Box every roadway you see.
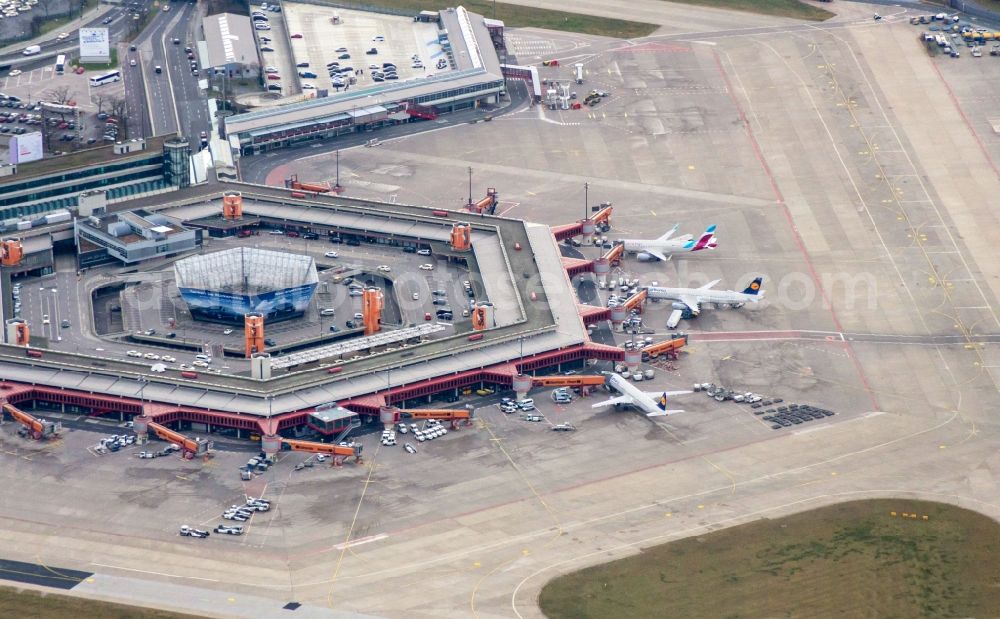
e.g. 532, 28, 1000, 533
130, 1, 209, 142
0, 2, 151, 69
237, 79, 531, 184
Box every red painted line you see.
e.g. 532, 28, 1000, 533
929, 60, 1000, 181
712, 51, 879, 411
689, 330, 802, 341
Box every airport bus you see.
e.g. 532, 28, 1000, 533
89, 70, 121, 87
55, 54, 66, 75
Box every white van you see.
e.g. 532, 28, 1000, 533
518, 399, 535, 411
195, 354, 212, 362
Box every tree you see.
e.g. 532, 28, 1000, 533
108, 95, 129, 138
92, 93, 107, 115
45, 85, 73, 106
35, 0, 56, 18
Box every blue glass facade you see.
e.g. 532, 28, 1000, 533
178, 283, 318, 323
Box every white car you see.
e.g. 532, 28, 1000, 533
56, 32, 70, 40
412, 292, 419, 300
143, 353, 160, 360
223, 328, 234, 335
126, 350, 142, 358
41, 314, 50, 325
302, 84, 315, 89
179, 364, 193, 370
416, 249, 431, 256
373, 35, 385, 42
265, 66, 279, 73
161, 356, 176, 363
377, 265, 391, 272
192, 360, 209, 368
320, 308, 336, 316
8, 69, 22, 77
324, 251, 338, 258
418, 264, 434, 271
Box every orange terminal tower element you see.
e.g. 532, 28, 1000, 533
471, 303, 495, 331
244, 312, 265, 358
222, 191, 243, 219
0, 238, 23, 266
5, 319, 29, 346
363, 287, 384, 336
450, 222, 472, 252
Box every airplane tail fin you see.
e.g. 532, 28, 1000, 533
743, 276, 764, 296
652, 394, 682, 416
692, 225, 717, 251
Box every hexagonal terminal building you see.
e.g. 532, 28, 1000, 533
174, 247, 318, 324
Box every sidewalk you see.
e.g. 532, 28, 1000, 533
0, 3, 112, 56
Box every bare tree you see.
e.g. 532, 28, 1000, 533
35, 0, 56, 17
45, 85, 73, 105
92, 93, 106, 115
108, 95, 129, 138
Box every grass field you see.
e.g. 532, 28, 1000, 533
0, 585, 203, 618
663, 0, 834, 21
360, 0, 658, 39
539, 499, 1000, 618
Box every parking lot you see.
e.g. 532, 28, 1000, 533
0, 62, 127, 161
282, 3, 450, 93
12, 223, 477, 375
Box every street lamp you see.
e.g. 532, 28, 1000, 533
467, 166, 473, 210
334, 149, 342, 191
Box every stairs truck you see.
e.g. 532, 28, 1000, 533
2, 403, 61, 439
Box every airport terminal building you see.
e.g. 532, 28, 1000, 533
222, 7, 505, 156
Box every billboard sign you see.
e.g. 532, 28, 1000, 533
79, 27, 110, 60
10, 131, 43, 164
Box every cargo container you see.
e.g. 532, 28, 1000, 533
180, 371, 198, 379
467, 333, 484, 342
25, 349, 42, 358
431, 210, 449, 217
290, 191, 306, 198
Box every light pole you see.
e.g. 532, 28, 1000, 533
334, 149, 342, 191
584, 182, 589, 221
138, 375, 148, 414
467, 166, 473, 210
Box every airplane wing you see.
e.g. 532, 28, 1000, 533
643, 390, 693, 399
678, 294, 701, 314
644, 248, 668, 262
591, 395, 635, 409
646, 409, 684, 417
698, 279, 721, 290
657, 224, 679, 241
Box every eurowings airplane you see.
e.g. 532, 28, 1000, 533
644, 276, 764, 316
621, 224, 717, 262
592, 372, 691, 417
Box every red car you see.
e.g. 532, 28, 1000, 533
286, 231, 300, 238
290, 33, 303, 39
266, 74, 281, 80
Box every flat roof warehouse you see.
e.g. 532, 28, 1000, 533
223, 6, 506, 155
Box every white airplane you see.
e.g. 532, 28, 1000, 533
621, 224, 717, 262
644, 276, 764, 316
592, 372, 691, 417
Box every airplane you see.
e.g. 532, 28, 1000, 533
620, 224, 717, 262
644, 276, 764, 316
592, 372, 691, 417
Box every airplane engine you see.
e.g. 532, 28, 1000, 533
636, 252, 656, 262
671, 302, 688, 311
